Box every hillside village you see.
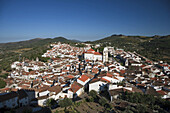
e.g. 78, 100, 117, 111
0, 42, 170, 112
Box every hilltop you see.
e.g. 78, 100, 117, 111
0, 34, 170, 76
0, 37, 77, 74
90, 34, 170, 63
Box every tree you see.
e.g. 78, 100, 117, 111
136, 104, 147, 113
99, 97, 107, 106
46, 98, 56, 108
58, 98, 73, 108
0, 79, 6, 88
86, 96, 94, 102
89, 90, 97, 99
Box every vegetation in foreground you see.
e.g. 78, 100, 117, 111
0, 79, 6, 88
51, 90, 170, 113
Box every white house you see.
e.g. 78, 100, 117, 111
77, 74, 90, 86
48, 85, 62, 100
84, 48, 102, 61
67, 82, 84, 98
89, 78, 109, 93
37, 87, 50, 97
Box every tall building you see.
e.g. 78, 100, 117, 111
103, 47, 108, 63
103, 47, 115, 63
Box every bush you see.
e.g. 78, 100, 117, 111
0, 73, 8, 79
46, 98, 56, 107
99, 97, 107, 106
86, 96, 94, 102
0, 79, 6, 88
89, 90, 97, 99
136, 104, 147, 113
105, 103, 112, 110
58, 98, 73, 108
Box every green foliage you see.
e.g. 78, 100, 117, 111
120, 92, 170, 112
54, 110, 59, 113
39, 57, 50, 62
91, 35, 170, 63
0, 37, 76, 73
105, 103, 112, 110
46, 98, 56, 107
0, 79, 6, 88
89, 90, 97, 99
75, 43, 86, 47
86, 96, 94, 102
136, 104, 147, 113
99, 97, 107, 106
0, 73, 8, 79
58, 98, 73, 108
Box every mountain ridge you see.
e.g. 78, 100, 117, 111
90, 34, 170, 63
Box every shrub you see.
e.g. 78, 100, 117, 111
99, 97, 107, 106
0, 79, 6, 88
89, 90, 97, 99
58, 98, 73, 108
86, 96, 94, 102
46, 98, 56, 108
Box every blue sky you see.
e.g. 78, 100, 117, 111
0, 0, 170, 42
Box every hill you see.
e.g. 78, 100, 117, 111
0, 37, 76, 73
91, 34, 170, 63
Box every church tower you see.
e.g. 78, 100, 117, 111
103, 47, 108, 63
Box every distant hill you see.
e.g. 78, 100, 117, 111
0, 37, 70, 50
69, 39, 82, 43
91, 34, 170, 63
0, 37, 75, 72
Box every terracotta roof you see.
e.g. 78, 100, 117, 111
0, 88, 10, 93
87, 48, 95, 52
94, 52, 101, 55
38, 86, 49, 92
78, 74, 90, 82
85, 52, 93, 54
67, 75, 75, 79
120, 70, 125, 74
101, 77, 111, 83
48, 85, 62, 94
69, 82, 83, 93
37, 95, 48, 100
157, 90, 167, 95
106, 73, 113, 77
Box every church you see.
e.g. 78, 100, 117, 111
84, 48, 102, 61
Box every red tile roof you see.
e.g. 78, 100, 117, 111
101, 77, 111, 83
87, 48, 95, 52
157, 90, 167, 95
120, 70, 125, 74
78, 74, 90, 82
67, 75, 75, 79
69, 82, 83, 93
94, 52, 101, 55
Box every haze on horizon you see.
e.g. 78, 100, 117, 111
0, 0, 170, 43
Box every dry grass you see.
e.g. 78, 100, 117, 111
12, 48, 32, 53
